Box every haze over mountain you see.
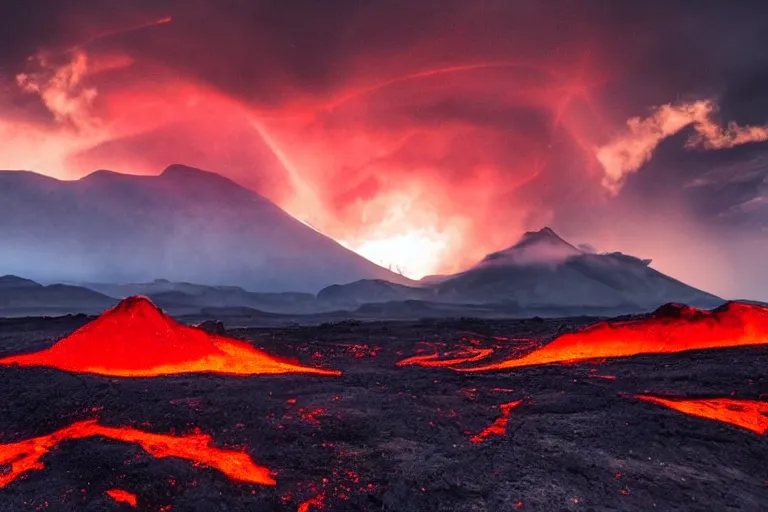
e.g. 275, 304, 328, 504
319, 228, 722, 312
0, 165, 410, 293
0, 275, 116, 316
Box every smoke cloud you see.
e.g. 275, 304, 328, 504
596, 100, 768, 194
1, 1, 768, 299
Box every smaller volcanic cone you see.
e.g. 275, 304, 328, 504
635, 395, 768, 435
0, 296, 340, 377
460, 302, 768, 371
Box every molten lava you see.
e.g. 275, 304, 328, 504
0, 296, 340, 377
397, 347, 493, 367
105, 489, 138, 507
635, 395, 768, 435
470, 400, 523, 443
0, 419, 275, 488
297, 493, 326, 512
461, 302, 768, 371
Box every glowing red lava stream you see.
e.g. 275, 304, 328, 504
397, 347, 493, 367
458, 302, 768, 371
105, 489, 138, 507
0, 296, 340, 377
297, 493, 326, 512
635, 396, 768, 435
470, 400, 523, 443
0, 419, 275, 488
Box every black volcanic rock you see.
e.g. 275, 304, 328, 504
0, 166, 410, 292
194, 319, 227, 335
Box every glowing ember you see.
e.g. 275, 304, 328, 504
0, 419, 275, 488
635, 395, 768, 435
470, 400, 523, 443
0, 296, 340, 377
297, 493, 326, 512
397, 347, 493, 367
460, 302, 768, 371
105, 489, 138, 507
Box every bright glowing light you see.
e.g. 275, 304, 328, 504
341, 229, 448, 279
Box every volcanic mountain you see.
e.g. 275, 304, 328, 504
0, 165, 410, 292
319, 227, 722, 312
0, 275, 117, 316
82, 278, 322, 314
0, 296, 339, 377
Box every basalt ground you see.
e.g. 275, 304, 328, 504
0, 315, 766, 511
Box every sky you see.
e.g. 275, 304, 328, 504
1, 0, 768, 300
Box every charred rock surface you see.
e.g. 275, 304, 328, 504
0, 316, 766, 511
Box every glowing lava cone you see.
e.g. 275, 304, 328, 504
0, 419, 275, 487
635, 395, 768, 435
0, 296, 340, 377
460, 302, 768, 371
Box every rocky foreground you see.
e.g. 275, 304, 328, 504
0, 313, 766, 511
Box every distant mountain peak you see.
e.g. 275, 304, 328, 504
479, 227, 581, 267
0, 275, 42, 288
514, 227, 576, 249
81, 169, 124, 180
161, 164, 222, 179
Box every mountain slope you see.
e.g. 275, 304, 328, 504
0, 275, 117, 316
84, 279, 322, 314
0, 165, 409, 292
318, 228, 722, 312
434, 228, 721, 309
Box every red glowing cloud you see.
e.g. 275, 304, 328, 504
2, 3, 766, 290
0, 296, 340, 377
0, 22, 612, 279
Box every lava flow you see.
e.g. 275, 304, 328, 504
105, 489, 138, 507
460, 302, 768, 371
0, 296, 340, 377
635, 395, 768, 435
469, 400, 523, 443
0, 419, 275, 488
397, 347, 494, 367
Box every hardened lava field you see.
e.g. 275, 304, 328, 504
0, 304, 767, 511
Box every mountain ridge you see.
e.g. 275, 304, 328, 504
320, 227, 722, 311
0, 165, 410, 292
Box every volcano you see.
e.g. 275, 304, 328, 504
0, 296, 340, 377
431, 227, 722, 309
0, 165, 411, 292
317, 227, 722, 313
458, 301, 768, 371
